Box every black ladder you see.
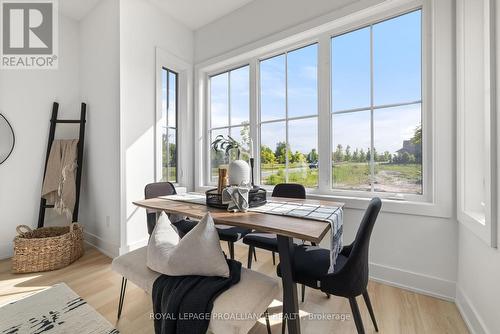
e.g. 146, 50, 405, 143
37, 102, 87, 228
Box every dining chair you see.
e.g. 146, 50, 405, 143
148, 182, 253, 260
243, 183, 314, 308
243, 183, 307, 269
277, 197, 382, 334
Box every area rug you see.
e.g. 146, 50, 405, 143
0, 283, 119, 334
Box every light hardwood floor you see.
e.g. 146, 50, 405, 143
0, 244, 468, 334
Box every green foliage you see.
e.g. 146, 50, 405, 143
211, 135, 243, 159
260, 145, 276, 164
275, 141, 291, 164
307, 148, 318, 163
411, 125, 422, 145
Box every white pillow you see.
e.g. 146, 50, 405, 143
147, 212, 230, 278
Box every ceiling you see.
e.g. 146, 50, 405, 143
59, 0, 255, 30
148, 0, 255, 30
59, 0, 102, 21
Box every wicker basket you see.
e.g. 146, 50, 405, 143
12, 223, 84, 273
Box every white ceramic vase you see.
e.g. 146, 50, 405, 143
228, 160, 250, 185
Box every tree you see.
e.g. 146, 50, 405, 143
383, 151, 391, 162
345, 145, 352, 161
366, 148, 371, 162
411, 125, 422, 145
260, 145, 276, 164
333, 144, 344, 163
352, 148, 359, 162
293, 151, 306, 164
275, 142, 290, 164
307, 148, 318, 163
359, 149, 366, 162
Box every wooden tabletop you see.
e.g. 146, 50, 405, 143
133, 196, 344, 244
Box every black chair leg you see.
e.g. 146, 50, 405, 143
362, 291, 379, 332
272, 251, 276, 265
253, 247, 257, 261
227, 241, 235, 260
301, 284, 305, 302
264, 309, 272, 334
117, 277, 127, 319
247, 246, 254, 269
348, 297, 365, 334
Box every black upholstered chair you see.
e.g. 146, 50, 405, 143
277, 197, 382, 334
153, 182, 253, 260
243, 183, 306, 269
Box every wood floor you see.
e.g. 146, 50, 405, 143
0, 244, 468, 334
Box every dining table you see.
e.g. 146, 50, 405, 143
133, 195, 345, 334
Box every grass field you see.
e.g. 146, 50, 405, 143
212, 161, 422, 194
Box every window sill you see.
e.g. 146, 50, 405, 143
195, 185, 451, 218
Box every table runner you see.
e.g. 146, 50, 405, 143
249, 201, 343, 273
159, 194, 343, 273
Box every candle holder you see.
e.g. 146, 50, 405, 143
249, 157, 255, 188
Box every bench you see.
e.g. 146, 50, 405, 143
112, 246, 279, 334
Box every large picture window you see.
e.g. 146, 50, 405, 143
259, 44, 319, 188
202, 8, 425, 199
161, 68, 178, 182
209, 66, 250, 182
331, 10, 422, 194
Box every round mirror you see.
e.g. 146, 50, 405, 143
0, 114, 15, 164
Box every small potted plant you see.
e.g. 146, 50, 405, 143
211, 135, 250, 186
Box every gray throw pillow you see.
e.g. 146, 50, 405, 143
147, 212, 230, 277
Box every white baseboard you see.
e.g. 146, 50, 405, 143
369, 262, 456, 301
83, 231, 119, 259
0, 242, 13, 260
119, 237, 149, 255
455, 285, 490, 334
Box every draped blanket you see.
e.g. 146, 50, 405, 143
152, 259, 241, 334
41, 139, 79, 218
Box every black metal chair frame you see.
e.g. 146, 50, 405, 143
278, 197, 382, 334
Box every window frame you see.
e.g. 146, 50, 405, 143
326, 9, 425, 198
205, 63, 251, 184
161, 67, 179, 183
195, 0, 451, 217
258, 43, 320, 187
155, 47, 192, 188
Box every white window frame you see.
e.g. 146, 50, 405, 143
456, 0, 498, 247
155, 47, 192, 188
257, 43, 320, 187
195, 0, 454, 218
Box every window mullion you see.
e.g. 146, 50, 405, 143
318, 34, 331, 192
369, 25, 375, 193
166, 70, 170, 182
249, 59, 259, 184
285, 52, 289, 183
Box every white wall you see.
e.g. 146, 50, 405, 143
0, 15, 81, 259
194, 0, 458, 300
194, 0, 385, 63
78, 0, 121, 257
120, 0, 194, 252
455, 1, 500, 333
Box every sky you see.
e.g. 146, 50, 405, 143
201, 9, 422, 156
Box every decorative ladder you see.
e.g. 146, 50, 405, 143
37, 102, 87, 228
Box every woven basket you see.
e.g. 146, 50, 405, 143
12, 223, 84, 273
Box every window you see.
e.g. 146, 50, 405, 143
209, 66, 250, 182
259, 44, 319, 188
161, 68, 178, 182
331, 10, 422, 194
201, 8, 427, 201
